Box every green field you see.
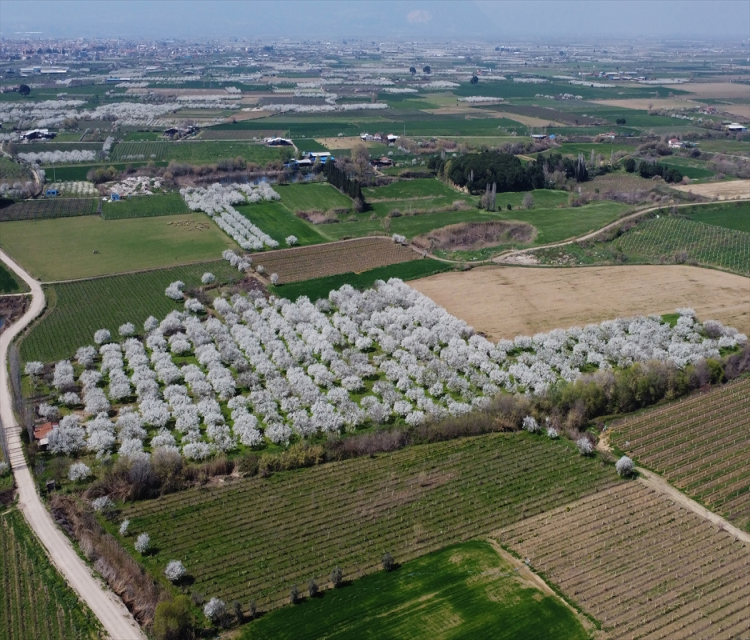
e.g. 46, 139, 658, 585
0, 157, 33, 181
100, 192, 190, 220
0, 213, 237, 281
109, 140, 284, 165
362, 178, 469, 201
41, 161, 167, 182
615, 216, 750, 276
243, 541, 590, 640
21, 261, 242, 362
121, 432, 615, 613
0, 508, 101, 640
685, 201, 750, 233
0, 262, 24, 293
271, 258, 452, 301
275, 182, 353, 213
236, 201, 327, 246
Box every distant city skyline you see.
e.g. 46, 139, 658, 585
1, 1, 749, 41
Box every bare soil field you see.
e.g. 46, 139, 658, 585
316, 136, 384, 150
678, 82, 750, 99
671, 180, 750, 199
610, 377, 750, 530
495, 482, 750, 639
415, 221, 535, 251
496, 112, 566, 128
718, 103, 750, 119
593, 98, 700, 111
579, 173, 656, 194
411, 265, 750, 339
251, 237, 417, 283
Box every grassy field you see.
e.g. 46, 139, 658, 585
0, 508, 101, 640
685, 201, 750, 233
275, 182, 353, 213
0, 157, 33, 181
0, 213, 237, 281
362, 178, 469, 202
0, 262, 24, 293
121, 432, 616, 613
243, 541, 590, 640
20, 260, 242, 362
236, 201, 327, 246
109, 141, 284, 165
40, 162, 167, 182
271, 258, 452, 301
0, 198, 98, 222
610, 377, 750, 530
100, 192, 190, 220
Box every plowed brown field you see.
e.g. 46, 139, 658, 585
495, 482, 750, 639
411, 265, 750, 339
251, 237, 417, 283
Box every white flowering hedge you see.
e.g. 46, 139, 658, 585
19, 150, 97, 164
181, 183, 280, 251
38, 281, 745, 465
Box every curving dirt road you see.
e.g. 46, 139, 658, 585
0, 249, 145, 640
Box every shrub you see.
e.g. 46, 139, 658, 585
290, 583, 299, 604
135, 532, 150, 553
381, 552, 395, 572
201, 272, 215, 285
522, 416, 541, 433
0, 462, 9, 477
68, 462, 91, 482
153, 595, 193, 640
308, 578, 319, 597
203, 597, 226, 622
91, 496, 114, 512
576, 437, 594, 456
616, 455, 635, 477
164, 560, 186, 582
119, 519, 130, 536
330, 565, 343, 588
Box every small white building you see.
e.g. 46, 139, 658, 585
726, 123, 747, 132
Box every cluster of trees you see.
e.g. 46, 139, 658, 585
430, 151, 592, 194
323, 159, 364, 205
624, 158, 683, 183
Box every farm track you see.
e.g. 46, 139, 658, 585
610, 378, 750, 528
250, 236, 419, 283
495, 481, 750, 639
0, 249, 145, 640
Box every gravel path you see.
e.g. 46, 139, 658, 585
0, 248, 145, 640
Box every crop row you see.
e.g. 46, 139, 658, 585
610, 378, 750, 527
615, 216, 750, 276
20, 260, 242, 363
496, 482, 750, 639
109, 141, 168, 162
251, 237, 417, 283
0, 509, 100, 640
0, 198, 97, 222
124, 433, 616, 610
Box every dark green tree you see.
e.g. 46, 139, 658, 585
19, 84, 30, 97
422, 65, 431, 74
470, 75, 479, 85
153, 596, 193, 640
409, 66, 416, 75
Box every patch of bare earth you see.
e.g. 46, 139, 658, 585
415, 221, 535, 251
494, 482, 750, 638
593, 98, 701, 110
410, 265, 750, 340
251, 237, 417, 284
671, 179, 750, 199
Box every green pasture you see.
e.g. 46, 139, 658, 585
243, 541, 590, 640
271, 259, 452, 302
293, 139, 330, 153
0, 157, 34, 181
236, 201, 327, 246
0, 262, 25, 294
121, 432, 615, 615
0, 213, 237, 281
362, 178, 467, 201
110, 141, 284, 165
41, 162, 167, 182
685, 201, 750, 233
20, 261, 242, 363
275, 182, 353, 212
100, 192, 190, 220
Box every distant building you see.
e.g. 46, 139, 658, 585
21, 128, 56, 141
531, 134, 547, 140
45, 189, 59, 197
668, 138, 684, 148
34, 422, 56, 450
372, 156, 394, 167
386, 134, 399, 143
726, 123, 747, 132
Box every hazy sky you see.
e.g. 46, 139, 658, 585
2, 1, 749, 41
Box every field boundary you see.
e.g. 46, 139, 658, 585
637, 469, 750, 545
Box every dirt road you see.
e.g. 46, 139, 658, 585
0, 248, 145, 640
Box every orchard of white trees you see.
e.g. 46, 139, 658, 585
38, 279, 746, 464
181, 183, 281, 251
